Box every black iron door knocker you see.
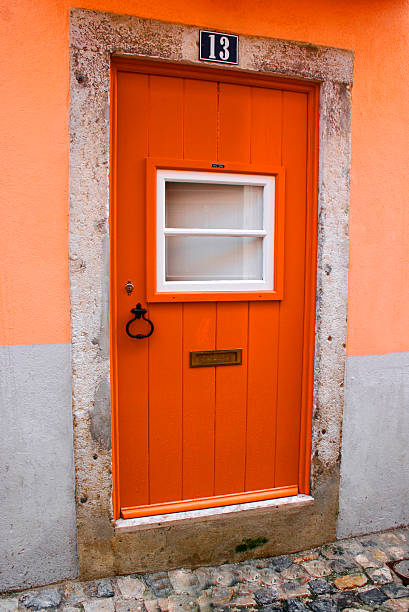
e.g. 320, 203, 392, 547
126, 303, 154, 339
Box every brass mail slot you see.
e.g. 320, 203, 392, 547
190, 349, 242, 368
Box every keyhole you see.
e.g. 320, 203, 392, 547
125, 280, 134, 295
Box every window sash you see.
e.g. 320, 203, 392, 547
156, 170, 275, 294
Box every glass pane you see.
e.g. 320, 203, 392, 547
166, 235, 263, 281
165, 182, 263, 230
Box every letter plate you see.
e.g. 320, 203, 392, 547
190, 349, 242, 368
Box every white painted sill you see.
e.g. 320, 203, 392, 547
114, 494, 314, 533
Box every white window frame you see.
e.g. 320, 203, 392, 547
156, 170, 275, 294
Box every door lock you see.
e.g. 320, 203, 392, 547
125, 280, 134, 295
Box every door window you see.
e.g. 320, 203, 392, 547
156, 170, 275, 294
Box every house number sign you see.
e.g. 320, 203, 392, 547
199, 30, 239, 65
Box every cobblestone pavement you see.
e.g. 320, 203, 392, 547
2, 528, 409, 612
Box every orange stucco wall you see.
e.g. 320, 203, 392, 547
0, 0, 408, 355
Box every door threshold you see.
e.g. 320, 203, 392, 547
121, 486, 299, 519
115, 493, 314, 532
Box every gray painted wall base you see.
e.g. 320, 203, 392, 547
2, 342, 408, 588
0, 344, 77, 591
338, 351, 409, 538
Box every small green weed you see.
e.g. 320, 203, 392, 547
235, 536, 268, 553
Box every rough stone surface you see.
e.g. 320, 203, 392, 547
64, 581, 87, 605
257, 568, 282, 587
308, 598, 337, 612
280, 565, 309, 582
335, 540, 363, 557
253, 587, 279, 605
144, 573, 173, 598
287, 599, 309, 612
356, 547, 389, 569
117, 577, 146, 599
270, 557, 294, 574
293, 552, 319, 564
97, 579, 115, 597
383, 585, 409, 599
168, 569, 200, 594
115, 600, 147, 612
383, 599, 409, 611
20, 589, 62, 610
308, 579, 335, 596
329, 558, 359, 574
209, 586, 234, 606
332, 591, 359, 610
320, 545, 346, 561
229, 592, 257, 608
213, 566, 240, 587
333, 574, 367, 590
278, 581, 310, 600
83, 600, 115, 612
4, 530, 409, 612
69, 8, 352, 579
357, 587, 388, 606
302, 561, 332, 578
0, 600, 18, 612
366, 565, 394, 584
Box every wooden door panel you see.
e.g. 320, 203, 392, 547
116, 71, 150, 508
214, 83, 252, 496
245, 87, 283, 492
148, 303, 183, 504
113, 62, 316, 517
182, 302, 216, 500
214, 302, 249, 495
219, 83, 252, 163
245, 301, 280, 491
275, 91, 308, 487
149, 75, 184, 157
250, 88, 282, 166
184, 79, 218, 161
182, 80, 219, 500
148, 76, 185, 504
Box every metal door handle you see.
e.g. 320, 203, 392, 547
126, 303, 154, 339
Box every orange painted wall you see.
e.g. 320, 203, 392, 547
0, 1, 408, 355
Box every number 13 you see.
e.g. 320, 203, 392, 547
208, 34, 230, 61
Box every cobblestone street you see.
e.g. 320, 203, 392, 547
2, 528, 409, 612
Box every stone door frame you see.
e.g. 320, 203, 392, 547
69, 8, 353, 578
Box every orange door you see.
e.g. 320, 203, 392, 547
111, 60, 318, 519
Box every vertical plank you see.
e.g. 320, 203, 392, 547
182, 303, 216, 499
245, 302, 280, 491
215, 82, 251, 495
116, 71, 150, 508
214, 302, 249, 495
182, 79, 218, 500
148, 303, 183, 504
275, 91, 308, 487
219, 83, 252, 162
148, 75, 184, 504
298, 89, 319, 494
184, 79, 218, 161
245, 88, 283, 492
148, 75, 184, 158
251, 88, 282, 166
